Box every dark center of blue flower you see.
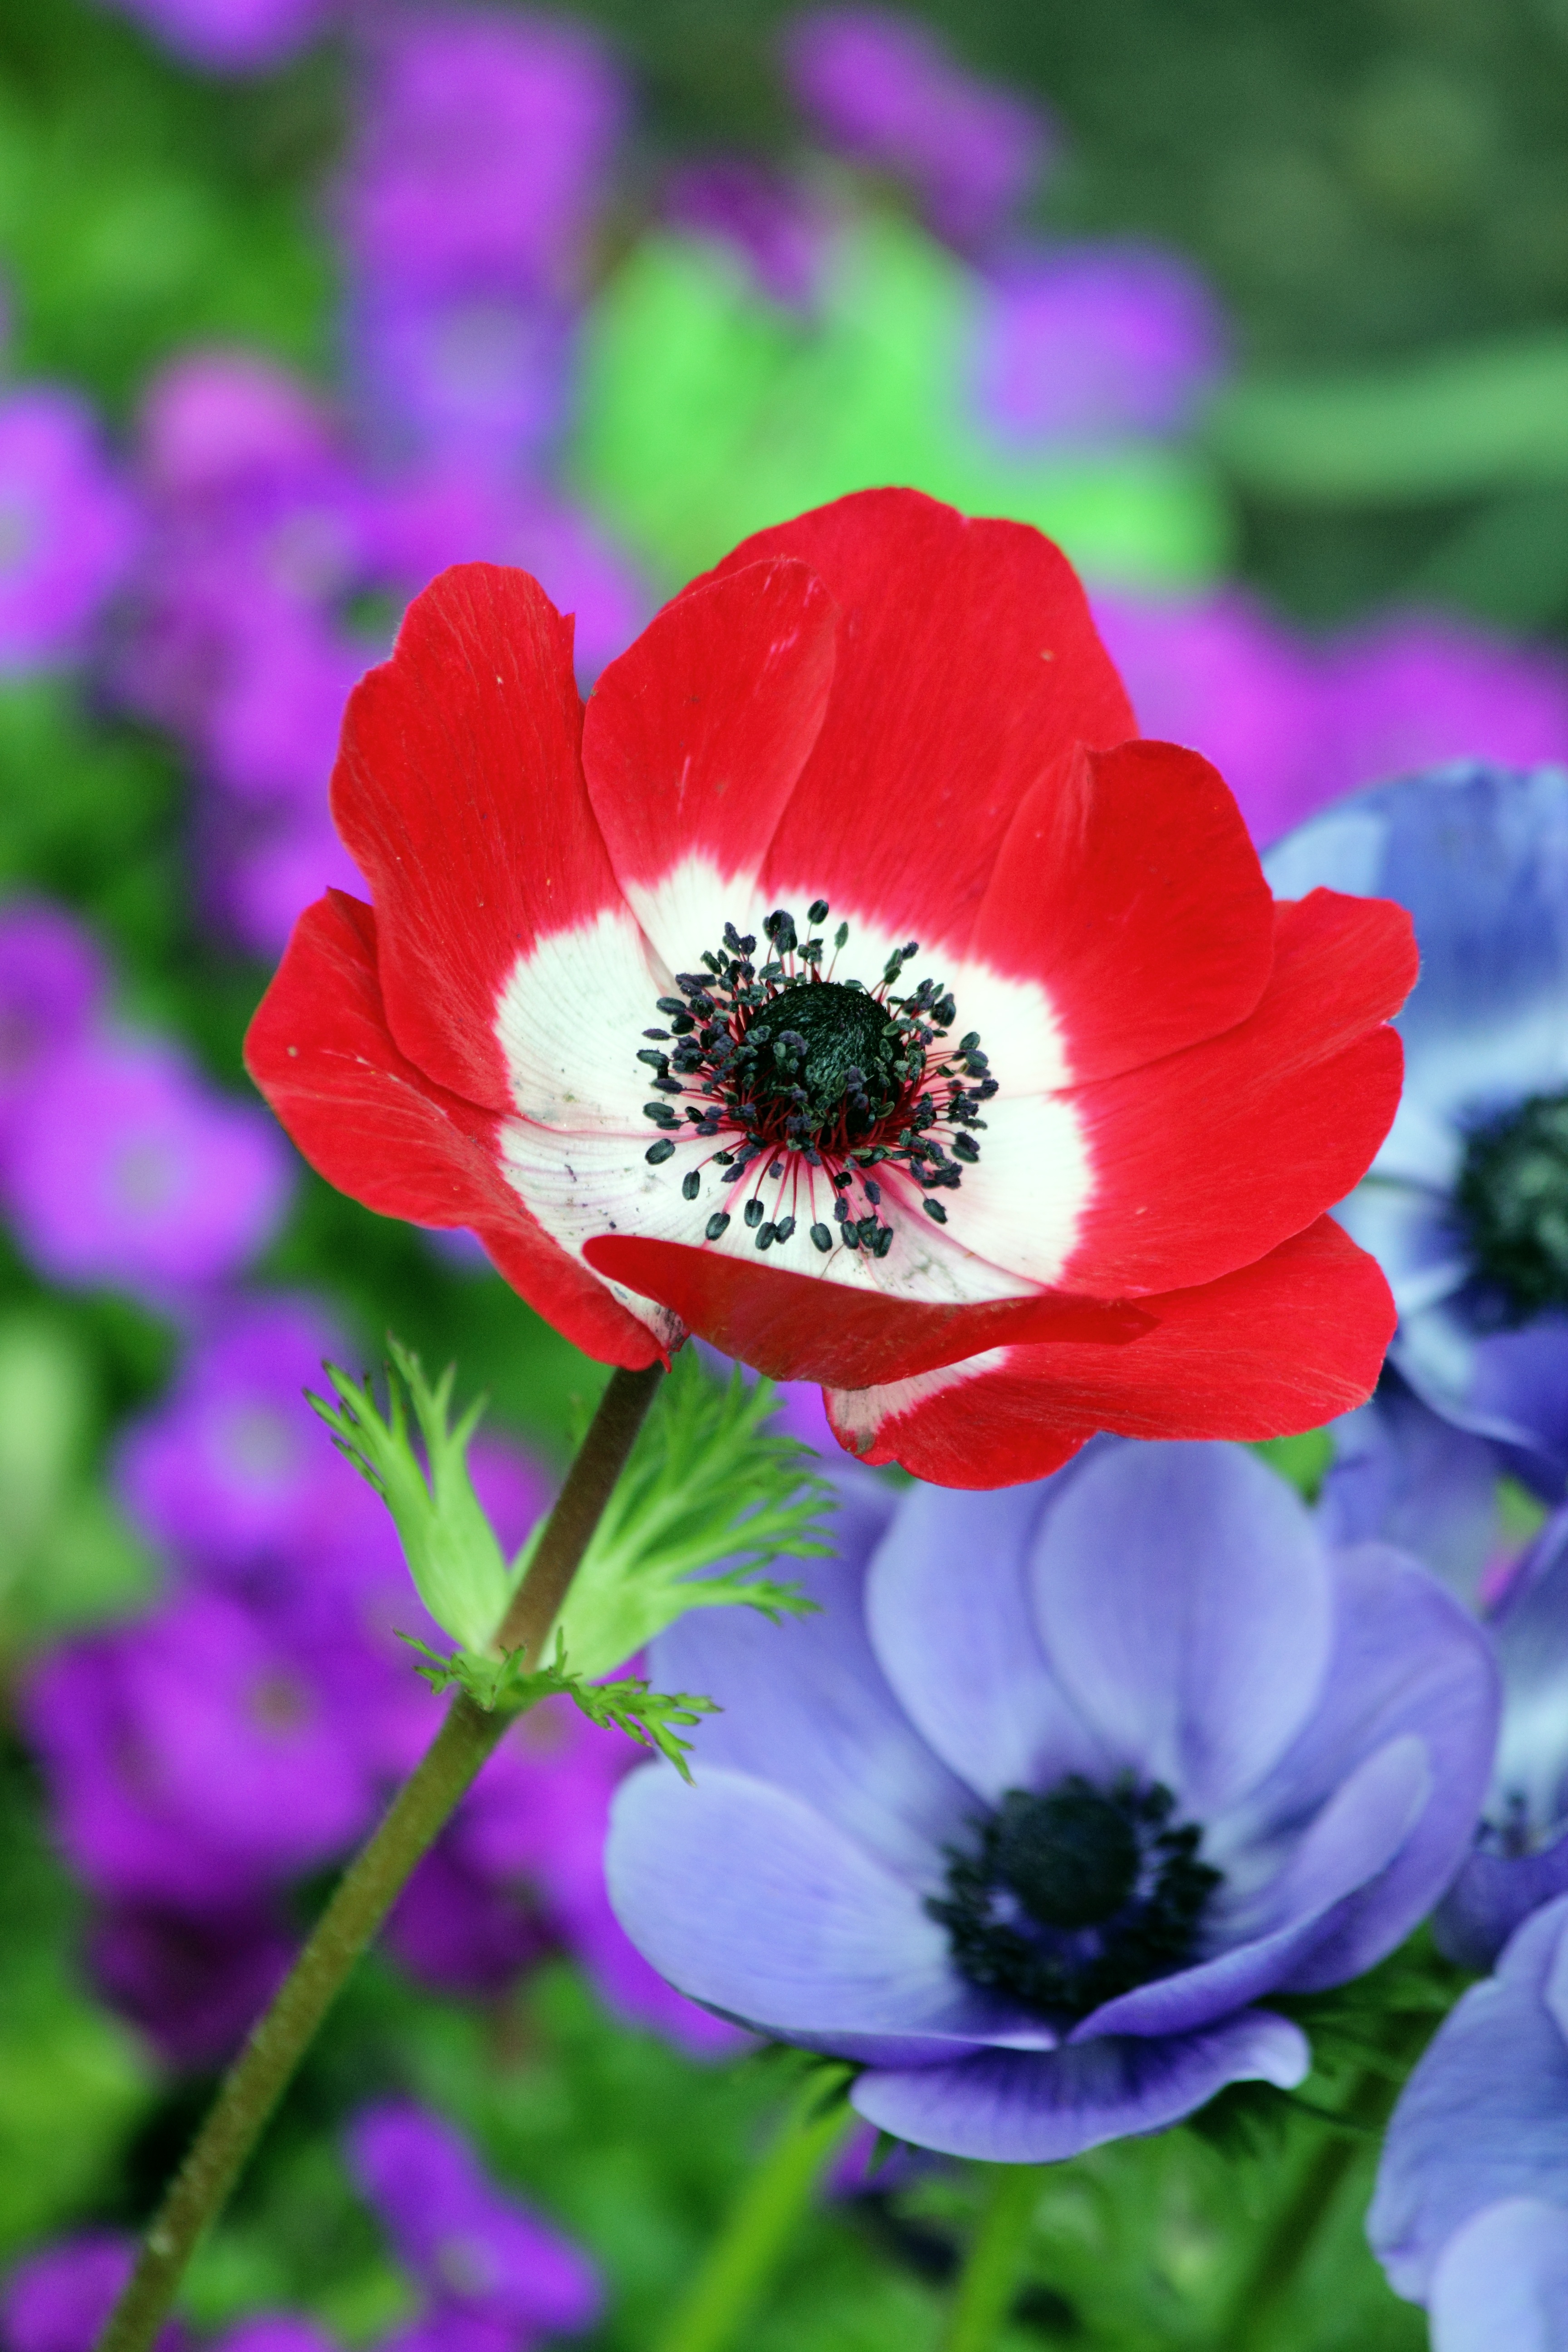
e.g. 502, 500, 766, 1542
1455, 1090, 1568, 1321
636, 902, 997, 1259
929, 1775, 1222, 2023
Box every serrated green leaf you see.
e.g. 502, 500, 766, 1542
308, 1343, 514, 1654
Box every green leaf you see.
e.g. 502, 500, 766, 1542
308, 1342, 514, 1654
551, 1350, 830, 1679
403, 1634, 718, 1780
1210, 329, 1568, 504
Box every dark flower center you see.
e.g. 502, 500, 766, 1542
1454, 1090, 1568, 1321
754, 980, 901, 1130
637, 901, 997, 1258
928, 1774, 1222, 2023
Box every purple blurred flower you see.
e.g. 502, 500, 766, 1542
1323, 614, 1568, 795
1321, 1373, 1568, 1972
972, 245, 1227, 447
385, 1835, 545, 1996
784, 9, 1053, 249
1368, 1892, 1568, 2348
338, 9, 627, 303
0, 2235, 186, 2352
214, 2325, 335, 2352
116, 1292, 399, 1594
24, 1588, 382, 1909
102, 0, 332, 72
3, 1032, 292, 1302
1093, 588, 1323, 847
0, 898, 106, 1157
0, 388, 137, 668
609, 1442, 1497, 2161
1437, 1508, 1568, 1971
348, 283, 575, 472
89, 1895, 295, 2071
1267, 764, 1568, 1484
346, 2100, 601, 2341
140, 349, 341, 509
1321, 1374, 1507, 1616
201, 794, 365, 961
367, 466, 647, 686
389, 1693, 740, 2053
664, 161, 828, 309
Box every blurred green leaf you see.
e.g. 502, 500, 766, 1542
572, 220, 1231, 592
1213, 331, 1568, 503
0, 1755, 152, 2261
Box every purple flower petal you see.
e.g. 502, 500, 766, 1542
1427, 2198, 1568, 2351
0, 389, 138, 668
850, 2009, 1308, 2162
973, 244, 1227, 447
1232, 1544, 1497, 1992
4, 1034, 293, 1301
1030, 1443, 1333, 1816
0, 897, 105, 1127
104, 0, 330, 73
652, 1478, 972, 1879
606, 1764, 1053, 2060
865, 1479, 1107, 1803
89, 1896, 295, 2071
782, 7, 1053, 248
346, 2100, 601, 2333
1368, 1895, 1568, 2300
1436, 1832, 1568, 1976
1320, 1378, 1502, 1611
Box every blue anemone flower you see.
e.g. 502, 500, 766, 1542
1267, 762, 1568, 1494
1369, 1892, 1568, 2350
607, 1441, 1495, 2162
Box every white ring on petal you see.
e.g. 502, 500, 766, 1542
489, 858, 1093, 1305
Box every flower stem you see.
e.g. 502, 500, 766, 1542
95, 1360, 664, 2352
1215, 2061, 1407, 2352
652, 2073, 855, 2352
940, 2165, 1041, 2352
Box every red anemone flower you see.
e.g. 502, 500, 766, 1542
245, 489, 1414, 1488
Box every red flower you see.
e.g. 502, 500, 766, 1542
246, 489, 1414, 1489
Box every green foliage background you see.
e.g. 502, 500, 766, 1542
0, 0, 1558, 2344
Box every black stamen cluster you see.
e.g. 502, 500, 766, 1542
1455, 1090, 1568, 1321
637, 900, 997, 1256
927, 1774, 1222, 2024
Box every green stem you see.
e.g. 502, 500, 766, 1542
652, 2074, 855, 2352
940, 2166, 1041, 2352
96, 1361, 664, 2352
1215, 2060, 1410, 2352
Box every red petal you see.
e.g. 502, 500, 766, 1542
582, 558, 837, 902
245, 891, 664, 1370
699, 489, 1135, 949
581, 1231, 1150, 1388
972, 739, 1275, 1084
1062, 889, 1417, 1294
331, 563, 624, 1116
833, 1218, 1394, 1488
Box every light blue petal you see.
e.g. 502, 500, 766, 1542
605, 1764, 1055, 2059
1029, 1442, 1333, 1816
1369, 1895, 1568, 2301
1429, 2199, 1568, 2352
850, 2010, 1308, 2162
865, 1479, 1105, 1805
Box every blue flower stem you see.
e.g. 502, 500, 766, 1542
652, 2072, 857, 2352
940, 2164, 1041, 2352
94, 1361, 665, 2352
